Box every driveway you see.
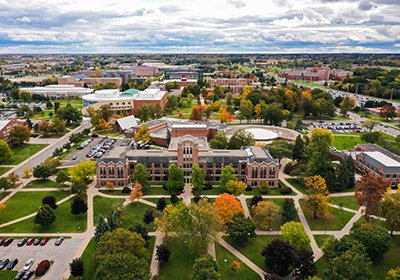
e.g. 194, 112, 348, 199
0, 238, 83, 280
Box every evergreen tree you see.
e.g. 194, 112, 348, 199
345, 156, 355, 188
42, 195, 57, 209
34, 204, 56, 227
70, 258, 84, 277
130, 223, 150, 246
280, 198, 297, 224
94, 217, 111, 242
143, 210, 154, 224
335, 157, 352, 191
156, 244, 171, 263
156, 197, 167, 212
292, 135, 305, 163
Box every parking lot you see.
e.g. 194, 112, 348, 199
310, 121, 367, 133
0, 238, 82, 280
62, 136, 126, 167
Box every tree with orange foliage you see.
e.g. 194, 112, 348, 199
0, 203, 6, 213
356, 172, 389, 220
98, 118, 111, 134
213, 193, 243, 225
130, 182, 143, 202
190, 105, 205, 121
105, 181, 115, 190
219, 107, 234, 123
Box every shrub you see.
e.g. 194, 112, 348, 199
35, 260, 51, 276
360, 132, 381, 143
42, 195, 57, 209
193, 194, 201, 204
122, 187, 131, 194
170, 193, 178, 204
156, 197, 167, 211
259, 182, 270, 194
203, 182, 213, 190
250, 195, 263, 208
156, 244, 171, 263
279, 186, 293, 194
143, 210, 154, 224
245, 185, 253, 192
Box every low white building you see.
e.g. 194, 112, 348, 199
20, 85, 93, 98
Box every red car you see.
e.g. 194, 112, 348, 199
26, 238, 35, 246
0, 239, 4, 246
40, 238, 49, 246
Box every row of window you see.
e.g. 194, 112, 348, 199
99, 166, 124, 179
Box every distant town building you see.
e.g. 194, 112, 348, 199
132, 66, 159, 77
96, 126, 279, 188
81, 77, 123, 88
0, 119, 27, 142
20, 85, 93, 97
164, 70, 203, 80
354, 144, 400, 188
103, 70, 132, 84
82, 88, 168, 115
282, 67, 353, 81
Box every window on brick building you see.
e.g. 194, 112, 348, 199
269, 167, 275, 178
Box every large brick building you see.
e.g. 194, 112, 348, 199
96, 127, 280, 188
0, 119, 27, 142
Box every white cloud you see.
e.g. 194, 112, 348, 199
16, 16, 31, 23
76, 18, 88, 23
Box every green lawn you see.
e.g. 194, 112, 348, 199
144, 197, 171, 205
145, 186, 170, 195
224, 235, 281, 270
119, 202, 156, 231
0, 191, 10, 200
332, 134, 365, 150
286, 178, 308, 194
0, 270, 18, 280
24, 179, 63, 189
313, 235, 334, 248
0, 195, 87, 233
215, 243, 260, 280
316, 236, 400, 279
330, 196, 359, 210
69, 239, 96, 280
159, 237, 198, 280
0, 166, 12, 176
0, 191, 70, 224
0, 144, 48, 165
93, 196, 124, 225
300, 200, 355, 231
98, 190, 128, 196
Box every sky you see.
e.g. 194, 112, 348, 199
0, 0, 399, 54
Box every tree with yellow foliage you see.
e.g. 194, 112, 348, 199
254, 102, 266, 123
251, 201, 279, 230
226, 180, 247, 196
0, 203, 6, 213
130, 182, 143, 202
219, 107, 234, 123
23, 168, 32, 178
135, 125, 151, 143
304, 175, 330, 218
98, 118, 111, 134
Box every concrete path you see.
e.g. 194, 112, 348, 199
150, 231, 165, 277
218, 237, 265, 279
238, 195, 251, 218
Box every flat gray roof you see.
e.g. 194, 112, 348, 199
364, 152, 400, 167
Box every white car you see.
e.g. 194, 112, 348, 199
23, 259, 34, 271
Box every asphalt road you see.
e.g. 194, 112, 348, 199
0, 238, 83, 280
12, 119, 91, 177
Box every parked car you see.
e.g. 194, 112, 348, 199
7, 259, 18, 270
13, 271, 25, 280
23, 259, 34, 271
33, 238, 42, 246
72, 155, 77, 160
3, 238, 14, 246
26, 239, 35, 246
22, 270, 34, 280
18, 238, 28, 247
40, 238, 49, 246
55, 237, 64, 246
0, 259, 10, 270
0, 238, 4, 246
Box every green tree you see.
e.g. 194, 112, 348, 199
94, 217, 111, 242
268, 140, 294, 161
239, 99, 254, 123
34, 204, 56, 227
69, 159, 96, 185
280, 198, 297, 224
56, 104, 82, 125
33, 164, 52, 180
56, 169, 70, 186
131, 163, 150, 191
228, 128, 255, 149
94, 253, 151, 280
227, 212, 256, 247
69, 258, 84, 278
0, 140, 13, 163
190, 255, 221, 280
51, 118, 66, 133
349, 223, 391, 262
380, 189, 400, 236
18, 90, 32, 101
335, 156, 354, 191
219, 165, 236, 190
165, 164, 185, 193
191, 164, 205, 195
209, 132, 229, 149
323, 250, 372, 280
8, 125, 31, 146
71, 197, 88, 215
96, 228, 150, 262
226, 180, 247, 196
281, 221, 310, 250
263, 103, 286, 126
